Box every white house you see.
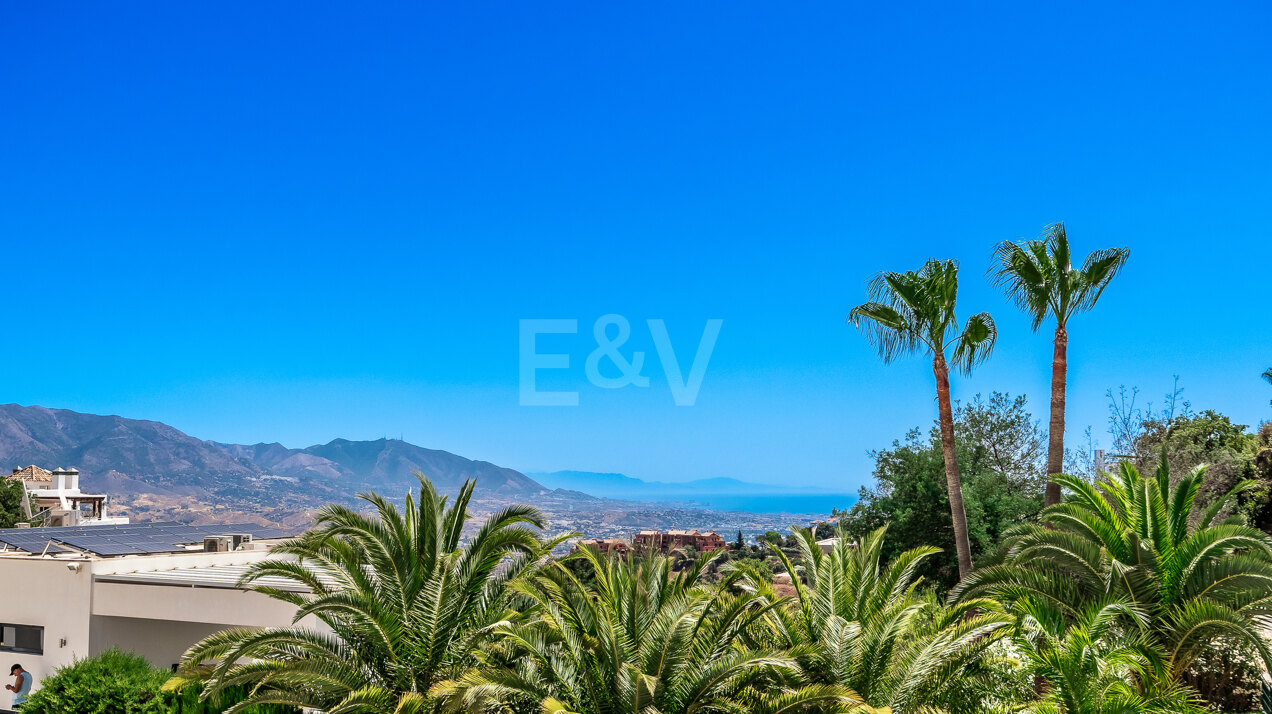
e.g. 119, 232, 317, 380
0, 521, 321, 702
7, 465, 128, 527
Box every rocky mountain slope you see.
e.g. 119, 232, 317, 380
0, 403, 552, 525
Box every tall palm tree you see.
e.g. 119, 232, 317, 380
436, 546, 857, 714
171, 476, 561, 714
738, 525, 1013, 713
849, 258, 997, 580
990, 223, 1130, 506
952, 458, 1272, 680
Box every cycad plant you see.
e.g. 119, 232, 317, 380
1011, 599, 1206, 714
739, 525, 1013, 713
990, 223, 1130, 506
953, 458, 1272, 679
172, 476, 559, 714
849, 258, 996, 580
436, 546, 858, 714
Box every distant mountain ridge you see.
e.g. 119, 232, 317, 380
527, 470, 855, 514
0, 403, 848, 524
214, 437, 543, 496
0, 404, 551, 523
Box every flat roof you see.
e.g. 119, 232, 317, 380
96, 563, 332, 592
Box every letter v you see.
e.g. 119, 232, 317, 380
647, 319, 722, 406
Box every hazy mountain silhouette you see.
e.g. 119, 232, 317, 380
528, 470, 855, 513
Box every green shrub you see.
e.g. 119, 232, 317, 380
21, 648, 170, 714
20, 648, 298, 714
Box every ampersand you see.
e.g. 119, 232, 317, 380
586, 314, 649, 388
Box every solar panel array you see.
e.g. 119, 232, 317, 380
0, 522, 290, 556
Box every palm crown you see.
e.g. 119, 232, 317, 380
849, 258, 996, 372
740, 526, 1013, 713
1011, 599, 1207, 714
174, 476, 558, 714
953, 458, 1272, 679
989, 222, 1130, 331
437, 546, 856, 714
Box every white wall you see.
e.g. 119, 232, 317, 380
88, 616, 227, 670
91, 581, 304, 629
0, 557, 93, 703
0, 546, 320, 701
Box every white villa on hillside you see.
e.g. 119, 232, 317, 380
7, 465, 129, 527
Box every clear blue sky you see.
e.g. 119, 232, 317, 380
2, 3, 1269, 490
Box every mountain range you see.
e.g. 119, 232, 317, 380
0, 403, 554, 525
0, 403, 848, 525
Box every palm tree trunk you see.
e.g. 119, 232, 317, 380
1044, 326, 1068, 507
933, 353, 973, 580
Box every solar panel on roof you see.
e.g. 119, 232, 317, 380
0, 521, 290, 555
0, 534, 71, 553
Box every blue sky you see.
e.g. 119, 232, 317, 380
2, 3, 1269, 491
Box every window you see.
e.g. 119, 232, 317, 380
0, 624, 43, 654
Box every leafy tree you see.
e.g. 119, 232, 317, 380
954, 459, 1272, 681
1131, 410, 1265, 522
437, 548, 856, 714
991, 222, 1130, 507
1254, 422, 1272, 531
740, 525, 1012, 713
173, 475, 560, 713
762, 530, 783, 546
0, 478, 29, 528
838, 393, 1047, 590
956, 392, 1045, 489
849, 258, 997, 580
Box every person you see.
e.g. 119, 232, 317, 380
6, 664, 31, 709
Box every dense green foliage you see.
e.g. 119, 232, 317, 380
955, 459, 1272, 679
838, 393, 1047, 590
21, 648, 171, 714
173, 477, 562, 713
742, 526, 1016, 713
0, 478, 28, 528
1010, 601, 1206, 714
20, 648, 296, 714
163, 469, 1272, 714
438, 547, 853, 714
1131, 410, 1272, 527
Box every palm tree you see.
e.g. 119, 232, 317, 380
171, 476, 560, 714
990, 223, 1130, 507
436, 546, 858, 714
1011, 599, 1207, 714
738, 525, 1014, 713
849, 258, 997, 580
952, 458, 1272, 680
